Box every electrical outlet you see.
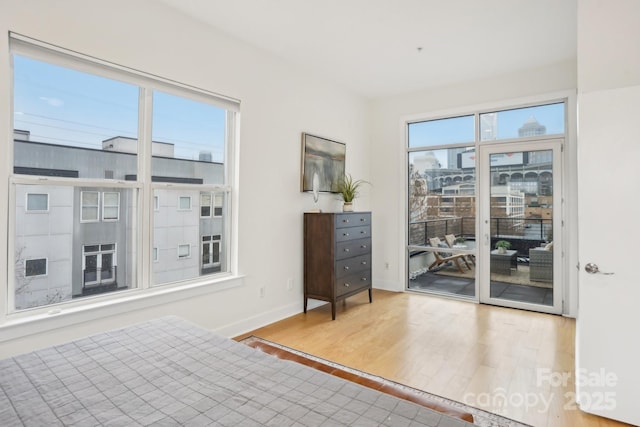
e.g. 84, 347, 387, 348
259, 286, 265, 298
287, 278, 293, 291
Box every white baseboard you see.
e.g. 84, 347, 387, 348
215, 299, 327, 338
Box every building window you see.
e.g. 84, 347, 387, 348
214, 193, 224, 217
82, 244, 116, 287
81, 191, 100, 222
178, 196, 191, 211
202, 235, 221, 269
178, 244, 191, 259
9, 34, 238, 313
26, 193, 48, 212
200, 192, 224, 217
25, 258, 47, 277
103, 192, 120, 221
200, 192, 211, 217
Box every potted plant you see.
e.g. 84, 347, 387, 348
454, 236, 466, 245
495, 240, 511, 254
337, 173, 369, 212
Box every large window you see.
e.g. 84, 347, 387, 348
9, 35, 238, 313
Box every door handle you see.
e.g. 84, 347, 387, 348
584, 262, 614, 275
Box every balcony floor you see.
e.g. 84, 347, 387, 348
408, 266, 553, 306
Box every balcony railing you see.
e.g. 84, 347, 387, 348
409, 217, 552, 255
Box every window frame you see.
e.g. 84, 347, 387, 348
200, 192, 212, 218
6, 34, 240, 321
80, 191, 100, 223
213, 193, 224, 217
102, 191, 120, 222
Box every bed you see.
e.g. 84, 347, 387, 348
0, 316, 474, 426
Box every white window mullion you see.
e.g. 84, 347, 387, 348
140, 87, 153, 291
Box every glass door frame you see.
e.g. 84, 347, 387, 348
477, 139, 563, 314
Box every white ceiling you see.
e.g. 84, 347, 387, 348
159, 0, 577, 99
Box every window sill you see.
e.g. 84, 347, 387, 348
0, 274, 244, 344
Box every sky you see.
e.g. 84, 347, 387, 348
13, 54, 226, 163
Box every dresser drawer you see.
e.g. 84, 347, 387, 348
335, 212, 371, 228
336, 254, 371, 278
335, 225, 370, 242
336, 270, 371, 297
336, 238, 371, 260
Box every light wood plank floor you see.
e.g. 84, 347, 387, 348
239, 289, 631, 427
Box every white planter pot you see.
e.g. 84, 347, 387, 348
343, 202, 353, 212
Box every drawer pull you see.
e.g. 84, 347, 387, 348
343, 232, 349, 237
343, 219, 349, 223
361, 277, 367, 282
344, 283, 350, 287
361, 245, 367, 249
360, 231, 366, 234
344, 266, 350, 271
344, 248, 350, 252
360, 218, 366, 222
361, 261, 367, 265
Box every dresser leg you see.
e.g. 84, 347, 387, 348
331, 303, 336, 320
304, 297, 307, 313
368, 288, 372, 303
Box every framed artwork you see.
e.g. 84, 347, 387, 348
301, 133, 346, 193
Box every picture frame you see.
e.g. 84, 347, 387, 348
300, 133, 346, 193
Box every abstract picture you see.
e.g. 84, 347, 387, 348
301, 133, 346, 193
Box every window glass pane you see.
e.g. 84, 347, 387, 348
408, 115, 474, 148
27, 193, 48, 211
14, 184, 137, 310
408, 147, 477, 297
179, 196, 191, 210
152, 91, 226, 184
104, 192, 119, 206
178, 244, 190, 258
480, 102, 564, 141
25, 258, 47, 277
103, 192, 120, 220
81, 191, 99, 222
153, 188, 227, 285
13, 55, 138, 179
103, 207, 119, 220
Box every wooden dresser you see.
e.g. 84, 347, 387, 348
303, 212, 372, 320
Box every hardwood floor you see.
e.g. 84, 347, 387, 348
238, 289, 631, 427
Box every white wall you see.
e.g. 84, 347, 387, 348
368, 60, 578, 315
0, 0, 370, 357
